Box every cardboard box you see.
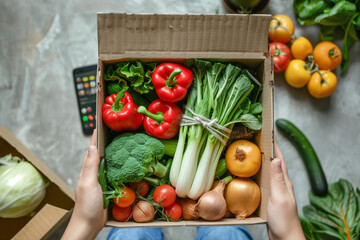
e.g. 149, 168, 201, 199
0, 126, 75, 239
96, 13, 274, 227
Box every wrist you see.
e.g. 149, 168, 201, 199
61, 212, 101, 240
268, 218, 305, 240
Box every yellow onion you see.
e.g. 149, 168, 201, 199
225, 178, 261, 220
197, 180, 227, 221
177, 198, 199, 220
132, 201, 154, 223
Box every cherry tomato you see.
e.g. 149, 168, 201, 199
130, 180, 150, 197
307, 70, 337, 99
112, 205, 132, 222
285, 59, 311, 88
268, 42, 291, 73
113, 186, 136, 208
164, 202, 182, 221
153, 184, 176, 207
269, 15, 294, 43
291, 36, 313, 60
313, 41, 342, 71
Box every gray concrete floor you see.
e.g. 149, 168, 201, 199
1, 0, 359, 239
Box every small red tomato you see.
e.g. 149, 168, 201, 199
130, 180, 150, 197
164, 202, 182, 221
153, 184, 176, 207
113, 186, 136, 208
268, 42, 291, 73
112, 205, 132, 222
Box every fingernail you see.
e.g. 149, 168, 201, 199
273, 158, 282, 171
88, 145, 96, 155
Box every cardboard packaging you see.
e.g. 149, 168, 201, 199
96, 13, 274, 228
0, 126, 75, 240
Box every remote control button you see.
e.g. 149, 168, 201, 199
90, 75, 95, 80
81, 108, 87, 114
83, 76, 88, 82
77, 77, 82, 82
88, 115, 94, 121
87, 107, 92, 112
82, 116, 89, 122
90, 123, 94, 127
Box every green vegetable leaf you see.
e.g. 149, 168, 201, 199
239, 98, 251, 114
300, 216, 322, 240
235, 114, 262, 130
104, 61, 157, 94
341, 12, 359, 74
320, 25, 337, 41
249, 102, 263, 115
294, 0, 329, 25
294, 0, 356, 26
313, 1, 356, 26
302, 179, 360, 240
354, 15, 360, 30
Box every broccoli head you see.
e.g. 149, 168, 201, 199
105, 133, 168, 184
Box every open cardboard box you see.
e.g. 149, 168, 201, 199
96, 13, 274, 227
0, 126, 75, 239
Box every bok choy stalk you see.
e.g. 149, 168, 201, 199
188, 69, 256, 199
171, 60, 212, 197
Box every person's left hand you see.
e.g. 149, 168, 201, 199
62, 130, 107, 240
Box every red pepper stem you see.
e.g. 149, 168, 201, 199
137, 106, 164, 124
166, 68, 182, 88
112, 89, 126, 113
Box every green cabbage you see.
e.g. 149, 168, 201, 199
0, 154, 46, 218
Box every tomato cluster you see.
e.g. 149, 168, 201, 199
111, 181, 183, 222
268, 15, 342, 99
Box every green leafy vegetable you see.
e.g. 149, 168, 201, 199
104, 61, 157, 94
300, 216, 322, 240
341, 12, 359, 73
301, 179, 360, 240
0, 154, 47, 218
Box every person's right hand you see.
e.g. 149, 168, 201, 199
267, 138, 305, 240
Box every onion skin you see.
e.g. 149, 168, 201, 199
132, 201, 155, 223
225, 140, 261, 178
197, 180, 227, 221
225, 178, 261, 220
177, 198, 199, 220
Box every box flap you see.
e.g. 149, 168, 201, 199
97, 13, 271, 60
0, 126, 75, 201
11, 204, 70, 240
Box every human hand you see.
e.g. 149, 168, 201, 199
267, 138, 305, 240
61, 130, 107, 240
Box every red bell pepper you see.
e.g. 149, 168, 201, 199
102, 90, 144, 132
152, 63, 193, 103
137, 99, 182, 139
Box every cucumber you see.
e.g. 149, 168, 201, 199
276, 119, 328, 196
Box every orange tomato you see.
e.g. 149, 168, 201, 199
307, 70, 337, 99
269, 15, 294, 43
313, 41, 342, 70
285, 59, 311, 88
291, 36, 313, 60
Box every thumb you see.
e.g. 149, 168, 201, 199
269, 158, 288, 198
81, 145, 100, 183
